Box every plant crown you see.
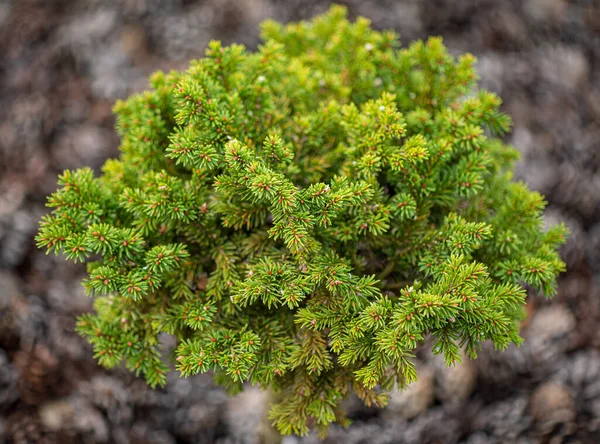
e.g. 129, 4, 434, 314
37, 6, 567, 436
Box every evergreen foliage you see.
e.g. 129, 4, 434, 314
37, 6, 567, 436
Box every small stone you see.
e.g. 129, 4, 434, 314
39, 399, 75, 431
474, 341, 529, 385
51, 125, 115, 170
79, 375, 132, 425
0, 179, 26, 217
0, 210, 34, 267
524, 0, 568, 23
432, 353, 477, 403
537, 45, 589, 91
224, 386, 276, 444
173, 402, 220, 439
472, 396, 531, 440
14, 343, 60, 405
383, 363, 435, 420
525, 306, 575, 367
554, 351, 600, 420
530, 382, 576, 428
119, 24, 149, 64
0, 271, 22, 302
70, 398, 109, 443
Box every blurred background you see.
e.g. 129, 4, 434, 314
0, 0, 599, 443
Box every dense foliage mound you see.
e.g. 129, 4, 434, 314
37, 6, 566, 435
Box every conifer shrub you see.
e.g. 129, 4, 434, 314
37, 6, 567, 436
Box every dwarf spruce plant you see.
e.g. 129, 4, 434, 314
37, 6, 566, 436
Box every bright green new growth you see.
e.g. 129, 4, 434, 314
37, 6, 566, 436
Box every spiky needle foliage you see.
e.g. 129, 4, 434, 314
37, 6, 566, 436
